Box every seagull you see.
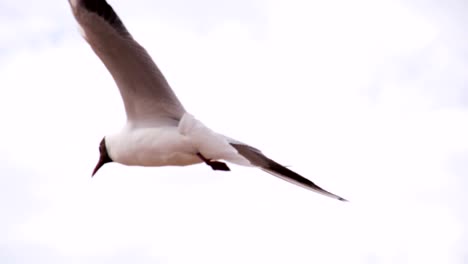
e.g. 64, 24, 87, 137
68, 0, 348, 201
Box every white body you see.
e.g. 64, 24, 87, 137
106, 113, 251, 167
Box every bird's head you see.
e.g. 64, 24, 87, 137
92, 137, 113, 177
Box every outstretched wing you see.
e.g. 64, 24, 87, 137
69, 0, 186, 127
230, 143, 348, 201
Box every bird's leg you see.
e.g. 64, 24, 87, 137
197, 153, 230, 171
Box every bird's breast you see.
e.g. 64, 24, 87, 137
109, 127, 202, 167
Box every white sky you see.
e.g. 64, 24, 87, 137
1, 0, 467, 263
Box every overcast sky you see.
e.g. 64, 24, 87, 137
1, 0, 467, 263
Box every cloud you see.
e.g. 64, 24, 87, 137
0, 0, 467, 263
0, 159, 45, 237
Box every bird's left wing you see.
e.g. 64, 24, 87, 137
230, 143, 348, 202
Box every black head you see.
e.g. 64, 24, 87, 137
92, 137, 113, 177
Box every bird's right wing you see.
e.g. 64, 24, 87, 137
230, 143, 348, 202
68, 0, 186, 127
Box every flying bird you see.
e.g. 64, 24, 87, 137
68, 0, 347, 201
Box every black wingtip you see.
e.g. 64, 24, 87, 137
79, 0, 128, 34
229, 142, 349, 202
